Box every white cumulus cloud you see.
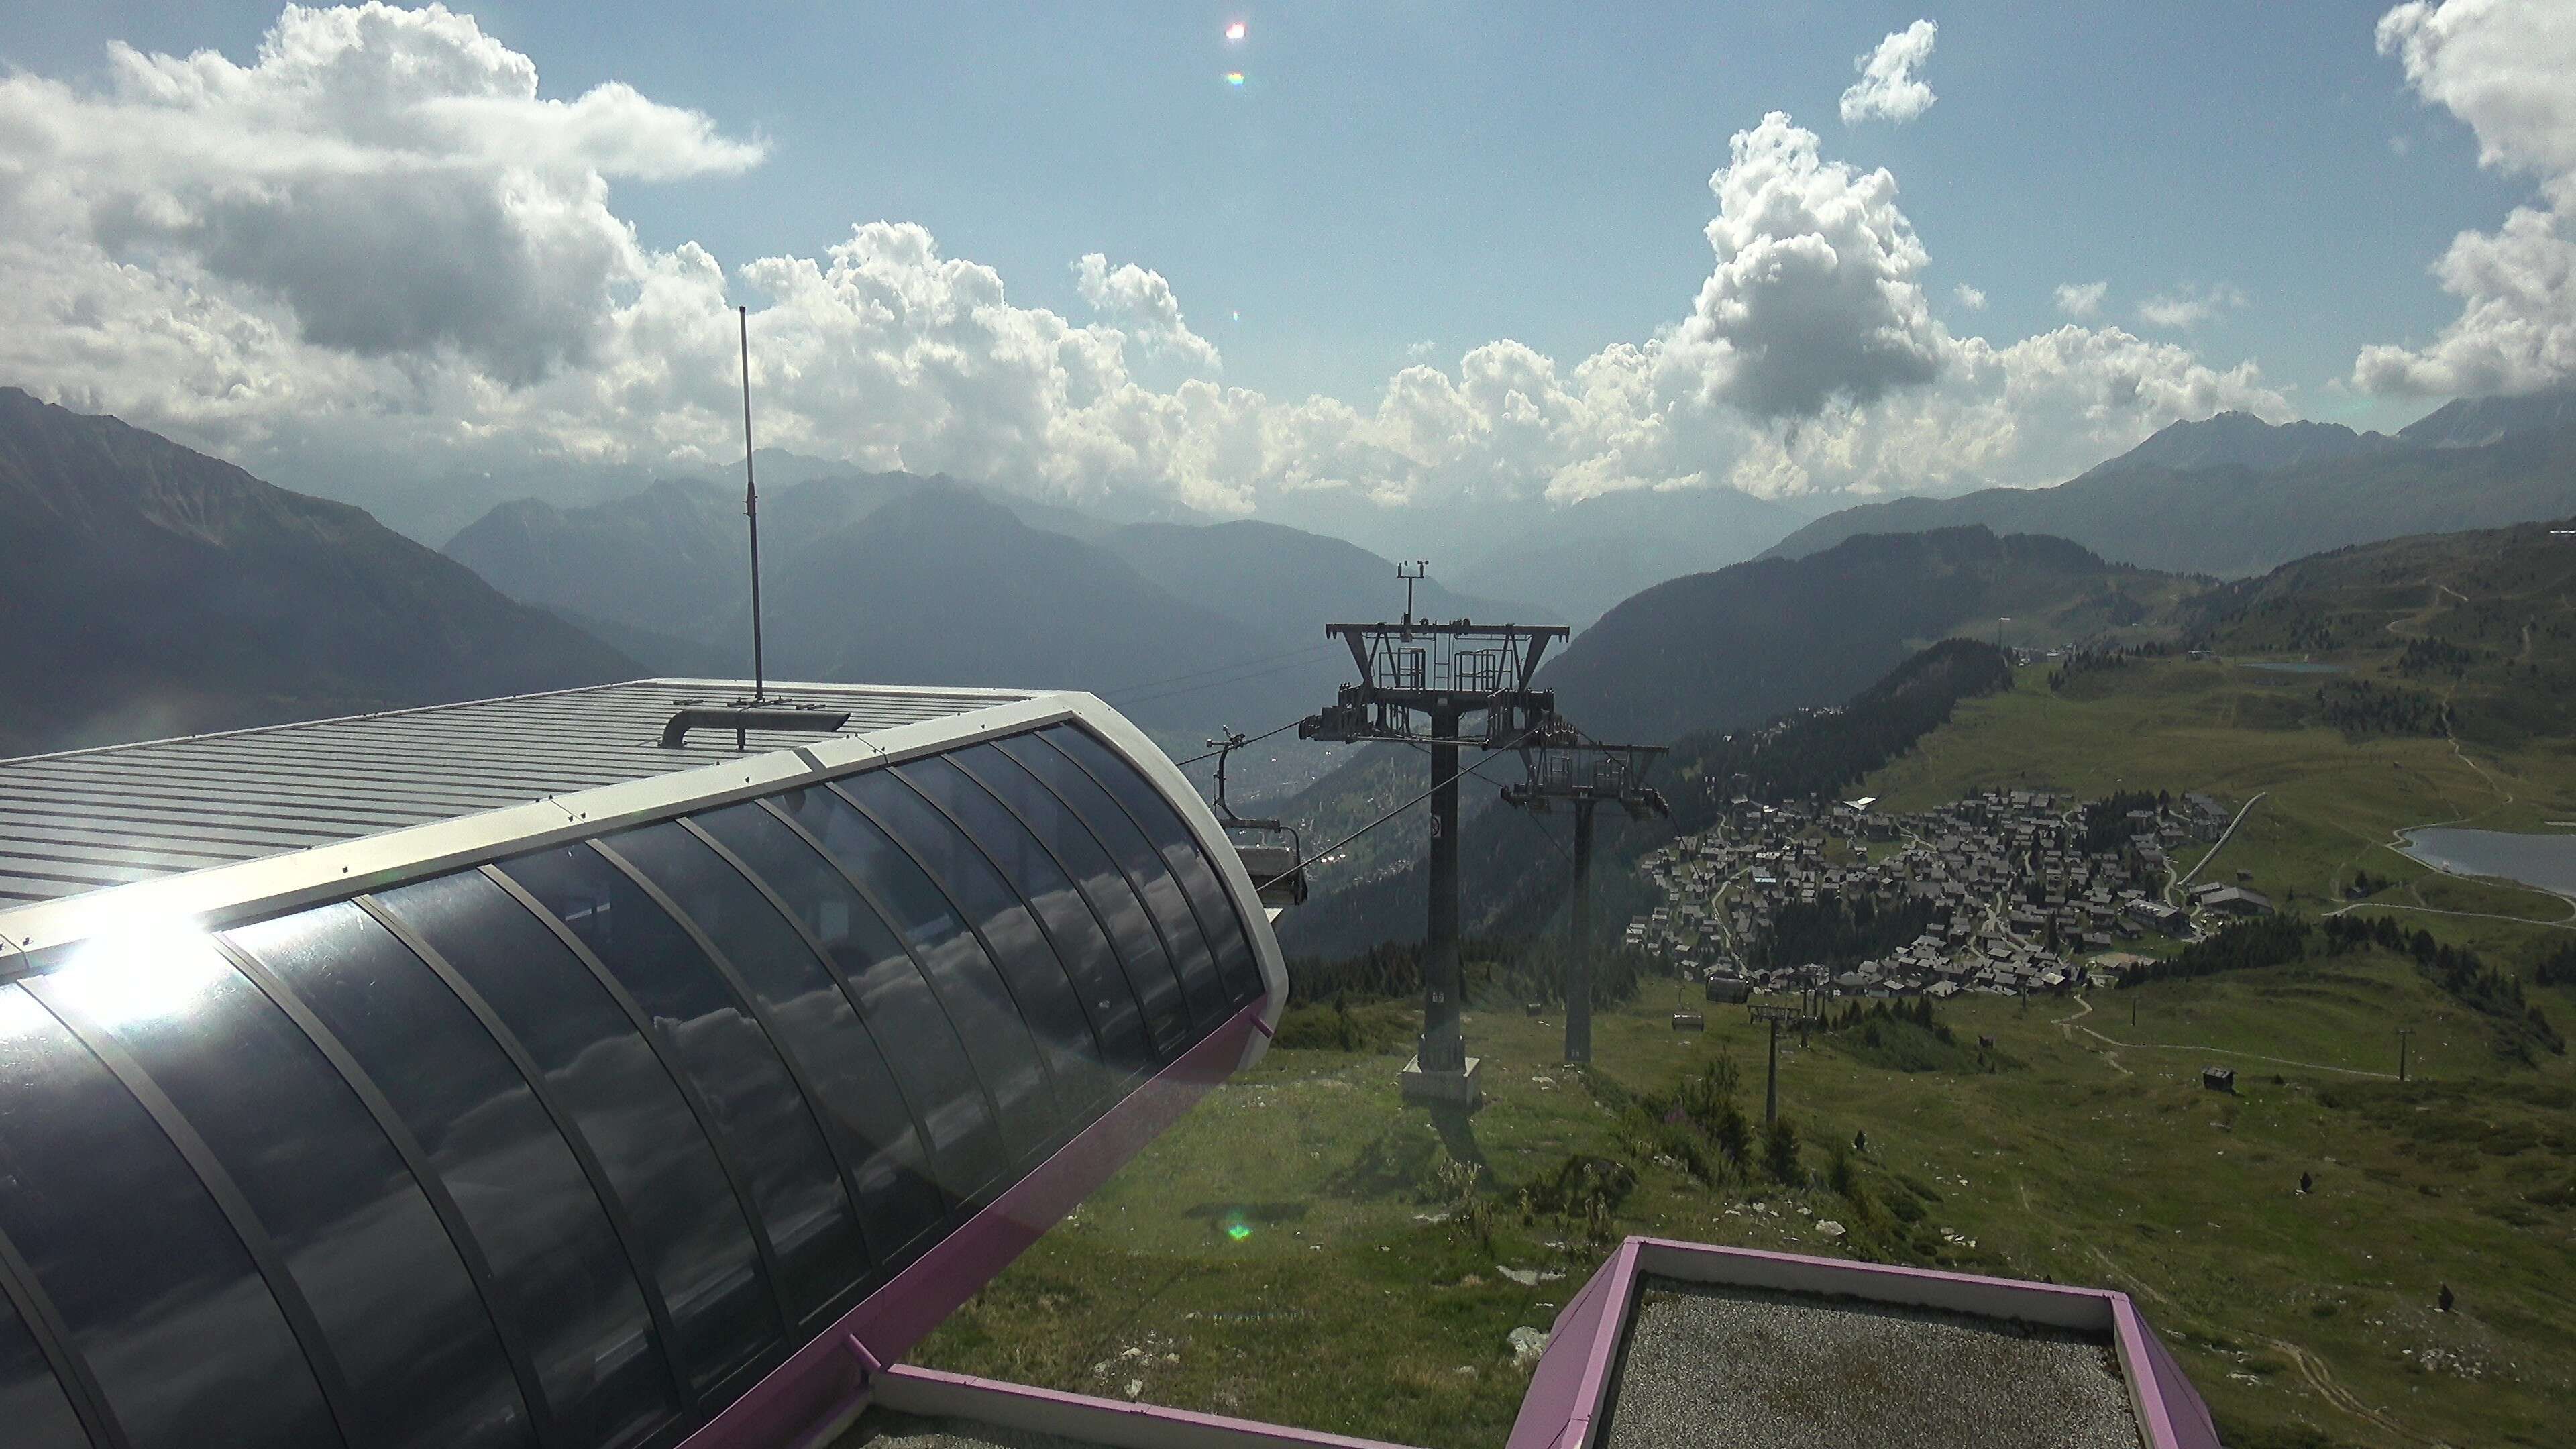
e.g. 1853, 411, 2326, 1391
1840, 21, 1939, 127
0, 2, 761, 388
0, 7, 2289, 525
2137, 284, 2247, 330
1953, 284, 1988, 310
2054, 282, 2109, 319
1671, 113, 1948, 418
2356, 0, 2576, 396
1072, 253, 1221, 372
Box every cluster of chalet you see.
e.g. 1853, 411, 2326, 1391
1627, 788, 2252, 1000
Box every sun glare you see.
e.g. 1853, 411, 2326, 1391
47, 918, 229, 1032
1225, 21, 1247, 42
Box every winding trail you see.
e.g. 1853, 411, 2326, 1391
2049, 996, 2396, 1080
2050, 996, 2131, 1076
2078, 1252, 2440, 1444
2255, 1334, 2447, 1448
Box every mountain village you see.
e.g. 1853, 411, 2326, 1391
1629, 786, 2275, 1000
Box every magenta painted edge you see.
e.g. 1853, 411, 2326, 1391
1502, 1244, 1629, 1449
1506, 1236, 2224, 1449
2116, 1299, 2224, 1449
677, 998, 1267, 1449
1629, 1235, 2127, 1309
876, 1364, 1425, 1449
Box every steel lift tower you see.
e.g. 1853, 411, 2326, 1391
1301, 565, 1567, 1106
1499, 728, 1670, 1065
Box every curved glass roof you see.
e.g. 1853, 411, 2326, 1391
0, 718, 1275, 1449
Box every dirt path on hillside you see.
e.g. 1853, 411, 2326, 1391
2050, 995, 2132, 1075
2051, 995, 2394, 1079
2256, 1334, 2449, 1448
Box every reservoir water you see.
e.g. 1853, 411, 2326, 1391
2398, 828, 2576, 897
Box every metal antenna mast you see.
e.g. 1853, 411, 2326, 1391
739, 304, 768, 706
1301, 561, 1568, 1108
1501, 726, 1671, 1065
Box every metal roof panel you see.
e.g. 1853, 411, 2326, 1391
0, 679, 1031, 912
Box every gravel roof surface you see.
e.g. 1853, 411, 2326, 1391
838, 1407, 1113, 1449
1601, 1278, 2137, 1449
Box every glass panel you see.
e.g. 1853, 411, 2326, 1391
373, 871, 774, 1397
501, 841, 863, 1324
227, 904, 674, 1449
0, 982, 336, 1449
952, 743, 1194, 1058
1040, 727, 1266, 1009
40, 934, 529, 1449
896, 755, 1155, 1077
693, 802, 1006, 1208
0, 1275, 94, 1449
606, 821, 942, 1269
768, 783, 1058, 1163
840, 771, 1115, 1114
993, 733, 1229, 1029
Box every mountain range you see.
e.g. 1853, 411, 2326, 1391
1536, 525, 2200, 744
1765, 390, 2576, 577
1447, 484, 1809, 631
0, 387, 635, 755
444, 470, 1551, 739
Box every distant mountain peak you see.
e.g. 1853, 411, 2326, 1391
0, 392, 635, 753
2096, 410, 2396, 476
2395, 386, 2576, 449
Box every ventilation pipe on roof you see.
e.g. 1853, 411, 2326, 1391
660, 707, 851, 749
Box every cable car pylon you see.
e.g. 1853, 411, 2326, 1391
1299, 562, 1568, 1108
1499, 722, 1670, 1065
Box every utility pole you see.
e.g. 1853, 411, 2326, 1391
739, 305, 768, 708
1302, 570, 1568, 1106
1501, 730, 1670, 1064
1751, 1003, 1809, 1125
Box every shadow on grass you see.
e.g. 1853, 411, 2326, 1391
1427, 1102, 1489, 1176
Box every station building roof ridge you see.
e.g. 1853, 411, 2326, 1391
0, 678, 1030, 911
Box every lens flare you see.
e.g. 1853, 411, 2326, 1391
1225, 21, 1247, 41
1226, 1220, 1252, 1242
1224, 71, 1245, 87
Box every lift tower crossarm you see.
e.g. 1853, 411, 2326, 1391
1499, 728, 1672, 1065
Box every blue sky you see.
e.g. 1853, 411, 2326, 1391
1, 2, 2567, 521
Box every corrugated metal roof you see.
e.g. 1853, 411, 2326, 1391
0, 679, 1029, 907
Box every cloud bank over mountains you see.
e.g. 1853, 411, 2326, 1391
5, 2, 2519, 525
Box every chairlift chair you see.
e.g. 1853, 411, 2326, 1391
1204, 729, 1309, 910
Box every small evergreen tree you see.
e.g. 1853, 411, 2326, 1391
1764, 1117, 1803, 1185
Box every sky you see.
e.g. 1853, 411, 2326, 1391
1, 1, 2570, 530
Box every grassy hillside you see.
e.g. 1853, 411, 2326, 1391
2179, 516, 2576, 751
898, 952, 2575, 1449
1540, 526, 2200, 745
